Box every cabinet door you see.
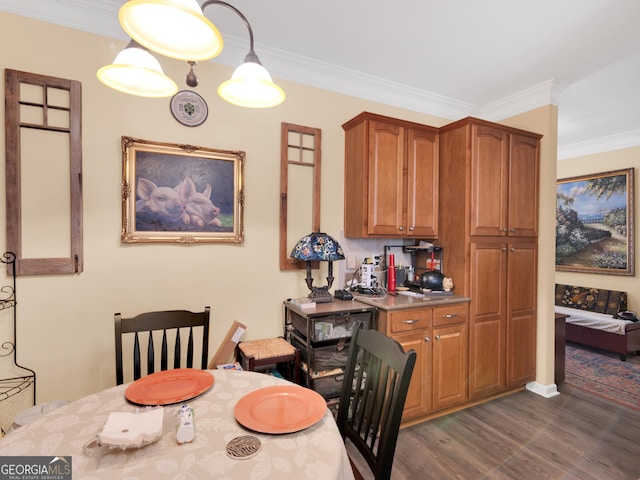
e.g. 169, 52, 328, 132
506, 243, 537, 387
468, 242, 507, 399
508, 134, 539, 237
406, 127, 438, 238
396, 332, 431, 419
470, 125, 509, 237
432, 322, 468, 410
367, 120, 404, 235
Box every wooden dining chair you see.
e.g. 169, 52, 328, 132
114, 307, 211, 385
336, 326, 416, 480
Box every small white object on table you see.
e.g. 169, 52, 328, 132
0, 370, 354, 480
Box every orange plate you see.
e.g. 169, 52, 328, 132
125, 369, 214, 406
234, 385, 327, 434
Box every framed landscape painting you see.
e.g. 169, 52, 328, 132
121, 137, 245, 244
556, 168, 634, 275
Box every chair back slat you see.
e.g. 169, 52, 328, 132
114, 307, 211, 385
186, 327, 194, 368
133, 333, 141, 381
147, 332, 155, 376
161, 329, 168, 371
173, 328, 182, 370
337, 325, 416, 480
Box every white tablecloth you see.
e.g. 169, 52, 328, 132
0, 370, 354, 480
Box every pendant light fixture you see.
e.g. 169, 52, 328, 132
98, 0, 285, 108
96, 39, 178, 98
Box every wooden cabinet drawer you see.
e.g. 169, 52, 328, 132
433, 303, 468, 327
389, 308, 432, 334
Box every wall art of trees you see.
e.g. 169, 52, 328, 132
556, 170, 633, 274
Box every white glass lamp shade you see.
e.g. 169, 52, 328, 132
218, 61, 286, 108
97, 43, 178, 98
119, 0, 223, 61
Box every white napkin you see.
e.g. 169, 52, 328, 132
99, 408, 164, 447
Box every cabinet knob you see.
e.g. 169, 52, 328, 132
501, 228, 508, 233
409, 226, 414, 231
510, 228, 515, 233
402, 319, 418, 324
510, 247, 516, 252
502, 247, 507, 252
424, 336, 430, 343
435, 335, 441, 340
399, 226, 404, 231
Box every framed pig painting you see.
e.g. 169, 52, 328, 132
121, 136, 245, 244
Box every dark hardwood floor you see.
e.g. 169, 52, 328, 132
346, 384, 640, 479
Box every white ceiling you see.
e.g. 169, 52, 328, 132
2, 0, 640, 159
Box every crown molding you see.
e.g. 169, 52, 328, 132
0, 1, 561, 123
0, 0, 124, 39
480, 79, 567, 121
4, 1, 628, 159
558, 129, 640, 160
256, 43, 480, 120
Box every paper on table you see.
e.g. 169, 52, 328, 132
99, 408, 164, 447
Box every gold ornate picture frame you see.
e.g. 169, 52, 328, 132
556, 168, 634, 275
121, 137, 244, 244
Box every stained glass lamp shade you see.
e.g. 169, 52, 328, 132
290, 232, 345, 303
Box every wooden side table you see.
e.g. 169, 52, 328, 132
555, 313, 568, 384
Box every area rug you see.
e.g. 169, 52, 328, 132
564, 342, 640, 410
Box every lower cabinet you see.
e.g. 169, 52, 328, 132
432, 320, 468, 410
378, 302, 468, 422
395, 329, 432, 418
468, 241, 537, 399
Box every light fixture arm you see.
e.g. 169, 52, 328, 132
201, 0, 259, 63
184, 1, 263, 87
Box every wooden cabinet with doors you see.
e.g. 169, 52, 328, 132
375, 300, 468, 424
342, 112, 439, 238
469, 124, 539, 238
505, 241, 538, 387
432, 303, 468, 410
467, 241, 537, 398
439, 117, 541, 402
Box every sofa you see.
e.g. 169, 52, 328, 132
554, 284, 640, 361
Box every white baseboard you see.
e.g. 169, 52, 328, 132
526, 381, 560, 398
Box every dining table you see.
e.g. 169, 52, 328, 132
0, 369, 355, 480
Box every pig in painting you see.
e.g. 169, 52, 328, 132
175, 176, 223, 227
135, 177, 187, 222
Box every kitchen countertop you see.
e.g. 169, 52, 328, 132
353, 292, 469, 311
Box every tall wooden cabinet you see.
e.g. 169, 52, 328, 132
439, 117, 541, 401
342, 112, 439, 238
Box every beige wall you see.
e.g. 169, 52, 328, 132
0, 12, 557, 413
556, 147, 640, 309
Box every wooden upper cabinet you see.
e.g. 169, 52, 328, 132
470, 123, 539, 238
343, 112, 438, 238
407, 127, 439, 238
367, 120, 404, 235
508, 134, 540, 238
471, 125, 509, 237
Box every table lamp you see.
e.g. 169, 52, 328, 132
290, 232, 345, 303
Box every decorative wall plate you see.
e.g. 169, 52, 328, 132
170, 90, 208, 127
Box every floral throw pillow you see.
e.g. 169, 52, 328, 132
555, 284, 627, 315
